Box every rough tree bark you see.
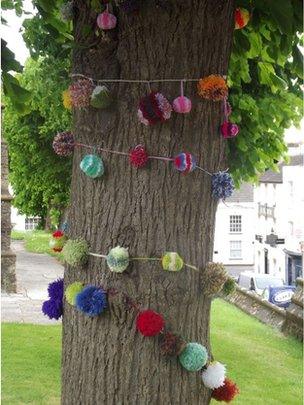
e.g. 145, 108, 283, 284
62, 1, 235, 404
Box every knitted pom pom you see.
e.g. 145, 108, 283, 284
212, 378, 240, 402
129, 145, 149, 168
212, 172, 234, 200
198, 75, 228, 101
90, 85, 113, 109
173, 96, 192, 114
53, 132, 75, 157
47, 278, 64, 302
221, 277, 236, 296
120, 0, 140, 14
42, 299, 63, 320
220, 121, 239, 139
235, 8, 250, 30
65, 282, 84, 306
69, 79, 94, 108
162, 252, 184, 272
97, 11, 117, 30
76, 285, 107, 316
160, 331, 187, 356
107, 246, 130, 273
173, 153, 196, 174
136, 310, 165, 337
201, 361, 226, 389
80, 154, 104, 178
202, 262, 229, 297
49, 230, 67, 252
62, 239, 89, 266
138, 92, 172, 126
62, 89, 72, 110
179, 342, 208, 372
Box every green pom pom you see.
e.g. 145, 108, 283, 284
90, 85, 113, 109
80, 154, 104, 178
65, 282, 84, 305
179, 342, 208, 372
162, 252, 184, 272
221, 277, 236, 296
107, 246, 129, 273
62, 239, 89, 266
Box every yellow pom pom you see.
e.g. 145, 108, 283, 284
62, 89, 72, 110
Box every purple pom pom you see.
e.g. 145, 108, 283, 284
212, 171, 234, 200
47, 278, 64, 301
53, 132, 75, 156
76, 285, 107, 317
42, 299, 63, 320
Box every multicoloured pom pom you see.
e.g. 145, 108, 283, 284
160, 331, 186, 356
136, 310, 165, 337
173, 96, 192, 114
202, 262, 229, 297
60, 1, 74, 21
162, 252, 184, 272
62, 89, 72, 110
90, 85, 113, 109
221, 277, 237, 296
97, 11, 117, 30
62, 238, 89, 266
53, 132, 75, 157
49, 230, 67, 252
179, 342, 208, 372
198, 75, 228, 101
80, 154, 104, 179
120, 0, 141, 13
65, 282, 84, 306
129, 145, 149, 168
201, 361, 226, 389
235, 8, 250, 30
220, 121, 239, 139
42, 299, 63, 320
173, 153, 196, 174
76, 285, 107, 316
211, 378, 240, 402
212, 172, 234, 200
69, 79, 94, 108
107, 246, 130, 273
138, 92, 172, 126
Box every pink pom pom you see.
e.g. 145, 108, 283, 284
220, 121, 239, 139
173, 96, 192, 114
129, 145, 149, 168
97, 11, 117, 30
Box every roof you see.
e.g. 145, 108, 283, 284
259, 154, 303, 184
226, 182, 254, 203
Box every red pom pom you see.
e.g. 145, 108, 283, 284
129, 145, 149, 168
53, 230, 64, 238
136, 310, 165, 336
211, 378, 240, 402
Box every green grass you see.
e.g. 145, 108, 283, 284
11, 230, 27, 240
2, 300, 302, 405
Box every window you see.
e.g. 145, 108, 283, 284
230, 241, 242, 259
25, 217, 40, 230
230, 215, 242, 233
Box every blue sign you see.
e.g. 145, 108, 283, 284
268, 286, 296, 308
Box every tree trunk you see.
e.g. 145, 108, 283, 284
62, 1, 235, 404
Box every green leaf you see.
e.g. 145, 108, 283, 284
266, 0, 293, 35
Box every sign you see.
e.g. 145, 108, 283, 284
276, 238, 285, 245
268, 287, 296, 308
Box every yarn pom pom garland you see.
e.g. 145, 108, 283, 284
136, 310, 165, 337
212, 172, 234, 200
47, 278, 64, 302
76, 285, 108, 316
138, 92, 172, 125
198, 75, 228, 101
211, 378, 240, 402
179, 342, 208, 372
62, 89, 72, 110
202, 262, 229, 296
107, 246, 130, 273
42, 299, 63, 320
80, 154, 104, 178
53, 132, 75, 157
220, 121, 239, 139
235, 8, 250, 30
201, 361, 226, 389
160, 331, 187, 356
129, 145, 149, 168
69, 79, 94, 108
173, 96, 192, 114
49, 230, 67, 252
90, 85, 113, 109
174, 153, 196, 174
65, 282, 84, 305
62, 238, 89, 266
221, 277, 236, 296
97, 11, 117, 30
162, 252, 184, 272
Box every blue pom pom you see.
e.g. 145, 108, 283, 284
42, 299, 63, 320
47, 278, 64, 301
76, 285, 107, 317
212, 171, 234, 200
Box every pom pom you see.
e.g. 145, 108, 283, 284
162, 252, 184, 272
212, 378, 240, 402
179, 342, 208, 371
49, 230, 67, 252
120, 0, 141, 13
97, 11, 117, 30
159, 331, 186, 356
65, 282, 84, 306
62, 239, 89, 266
69, 79, 94, 108
62, 89, 72, 110
220, 121, 239, 139
129, 145, 149, 168
235, 8, 250, 30
201, 361, 226, 389
202, 262, 229, 296
136, 310, 165, 337
76, 285, 107, 316
173, 153, 196, 174
173, 96, 192, 114
47, 278, 64, 302
42, 299, 63, 320
221, 278, 236, 296
53, 132, 75, 157
60, 1, 74, 21
107, 246, 130, 273
198, 75, 228, 101
90, 85, 113, 109
212, 172, 234, 200
138, 92, 172, 126
80, 154, 104, 178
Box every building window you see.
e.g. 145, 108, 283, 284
229, 215, 242, 233
25, 217, 40, 230
230, 241, 242, 259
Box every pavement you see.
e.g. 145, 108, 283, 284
2, 240, 64, 324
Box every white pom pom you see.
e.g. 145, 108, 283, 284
201, 361, 226, 389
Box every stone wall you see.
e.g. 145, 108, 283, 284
282, 278, 303, 341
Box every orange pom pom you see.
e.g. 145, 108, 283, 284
197, 75, 228, 101
235, 8, 250, 30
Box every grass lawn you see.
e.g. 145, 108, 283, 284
2, 300, 302, 405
